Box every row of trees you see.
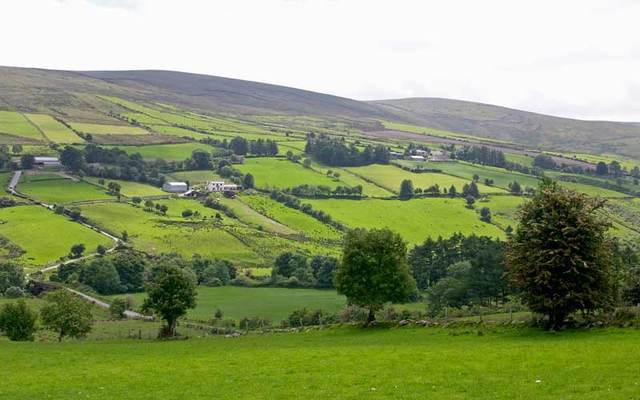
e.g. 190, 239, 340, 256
284, 184, 363, 198
305, 135, 390, 167
272, 253, 338, 288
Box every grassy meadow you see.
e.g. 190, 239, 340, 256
0, 205, 112, 267
305, 198, 505, 244
25, 114, 83, 143
112, 142, 219, 161
83, 177, 166, 197
18, 173, 112, 203
346, 163, 504, 194
0, 111, 44, 140
3, 327, 640, 399
236, 158, 342, 190
68, 122, 148, 136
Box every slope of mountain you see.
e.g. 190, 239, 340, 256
1, 66, 639, 157
371, 97, 640, 157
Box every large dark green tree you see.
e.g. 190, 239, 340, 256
335, 228, 416, 323
399, 179, 414, 200
506, 180, 613, 330
41, 290, 93, 341
142, 264, 197, 337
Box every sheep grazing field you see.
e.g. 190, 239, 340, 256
2, 327, 639, 399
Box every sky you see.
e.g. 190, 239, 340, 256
2, 0, 640, 121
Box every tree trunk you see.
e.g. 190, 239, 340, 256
367, 308, 376, 325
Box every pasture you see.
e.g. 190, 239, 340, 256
346, 164, 504, 194
415, 161, 541, 191
305, 198, 505, 244
0, 205, 112, 267
148, 124, 213, 140
84, 177, 166, 197
78, 202, 263, 265
236, 157, 342, 190
167, 170, 224, 184
3, 327, 640, 399
68, 122, 148, 136
112, 143, 219, 161
240, 194, 342, 240
217, 196, 298, 235
0, 111, 43, 140
18, 173, 112, 204
24, 114, 83, 143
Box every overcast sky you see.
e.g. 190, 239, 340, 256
2, 0, 640, 121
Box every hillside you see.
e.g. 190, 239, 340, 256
371, 97, 640, 157
2, 66, 640, 158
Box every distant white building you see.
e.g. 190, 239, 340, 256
408, 155, 426, 161
162, 181, 188, 193
33, 157, 61, 167
414, 149, 428, 156
206, 181, 239, 192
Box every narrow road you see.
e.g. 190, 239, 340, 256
7, 170, 22, 194
10, 169, 149, 320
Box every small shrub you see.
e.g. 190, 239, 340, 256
110, 298, 127, 320
4, 286, 24, 298
0, 300, 38, 341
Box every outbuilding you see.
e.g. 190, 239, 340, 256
33, 156, 61, 167
162, 181, 188, 193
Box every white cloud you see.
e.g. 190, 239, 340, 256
2, 0, 640, 121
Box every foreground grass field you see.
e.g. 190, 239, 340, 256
18, 173, 112, 203
2, 327, 639, 399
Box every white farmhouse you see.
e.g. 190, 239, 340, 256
206, 181, 239, 192
409, 155, 426, 161
162, 181, 188, 193
33, 156, 61, 167
414, 149, 428, 156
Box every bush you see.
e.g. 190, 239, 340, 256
339, 305, 369, 323
0, 300, 38, 341
4, 286, 24, 298
286, 308, 335, 327
239, 316, 271, 330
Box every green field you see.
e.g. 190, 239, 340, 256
478, 195, 526, 229
411, 161, 541, 191
0, 205, 112, 267
217, 196, 298, 235
68, 122, 148, 135
24, 114, 83, 143
240, 194, 342, 241
3, 327, 640, 399
381, 120, 512, 144
505, 152, 535, 166
0, 111, 44, 140
148, 124, 213, 140
306, 198, 505, 244
119, 286, 348, 322
78, 202, 262, 265
236, 158, 342, 190
83, 177, 166, 197
167, 170, 223, 184
346, 164, 504, 194
18, 173, 113, 204
112, 143, 219, 161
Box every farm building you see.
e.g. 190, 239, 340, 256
33, 156, 61, 167
389, 151, 404, 159
408, 155, 426, 161
206, 181, 239, 192
414, 149, 428, 156
162, 181, 188, 193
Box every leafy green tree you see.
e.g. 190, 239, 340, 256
132, 196, 142, 206
96, 244, 107, 256
41, 290, 93, 341
20, 154, 35, 169
335, 228, 416, 323
399, 179, 414, 200
479, 207, 491, 222
243, 173, 255, 189
0, 300, 38, 341
0, 262, 24, 295
229, 137, 249, 155
109, 298, 127, 320
448, 185, 457, 197
595, 161, 608, 175
79, 258, 122, 295
190, 150, 212, 169
11, 144, 23, 154
462, 181, 480, 198
60, 146, 86, 172
506, 180, 613, 330
70, 243, 85, 258
508, 181, 522, 195
142, 264, 197, 337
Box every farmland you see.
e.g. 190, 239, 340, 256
305, 198, 505, 244
24, 114, 83, 143
83, 177, 166, 197
346, 163, 504, 194
78, 202, 263, 265
111, 142, 219, 161
0, 111, 43, 140
68, 122, 148, 136
3, 327, 640, 399
18, 173, 113, 204
236, 157, 342, 190
167, 170, 224, 184
0, 205, 112, 267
